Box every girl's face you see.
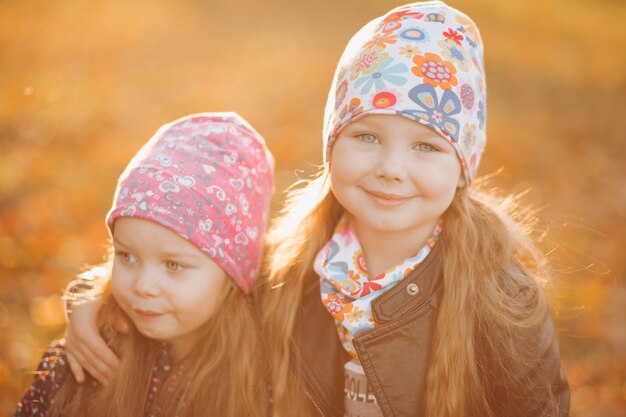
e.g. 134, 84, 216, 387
330, 114, 464, 240
111, 217, 227, 359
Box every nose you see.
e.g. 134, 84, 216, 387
133, 268, 160, 298
374, 145, 407, 182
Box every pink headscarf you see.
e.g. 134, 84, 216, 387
107, 112, 274, 293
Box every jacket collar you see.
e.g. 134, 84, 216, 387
371, 242, 443, 323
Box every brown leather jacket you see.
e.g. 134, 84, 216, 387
293, 244, 570, 417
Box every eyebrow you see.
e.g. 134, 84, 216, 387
159, 249, 203, 260
345, 118, 377, 130
112, 237, 130, 248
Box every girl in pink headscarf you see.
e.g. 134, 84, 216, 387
15, 113, 274, 417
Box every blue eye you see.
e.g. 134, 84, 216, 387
356, 134, 380, 144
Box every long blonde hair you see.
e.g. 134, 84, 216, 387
50, 264, 268, 417
262, 170, 558, 417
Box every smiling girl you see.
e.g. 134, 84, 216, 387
262, 2, 569, 416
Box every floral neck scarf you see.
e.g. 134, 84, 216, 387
315, 216, 442, 356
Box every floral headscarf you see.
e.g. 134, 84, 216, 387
323, 1, 487, 181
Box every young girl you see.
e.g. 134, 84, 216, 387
62, 2, 570, 416
262, 1, 570, 416
14, 112, 274, 416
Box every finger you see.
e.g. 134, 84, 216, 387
87, 361, 113, 386
64, 326, 78, 354
67, 344, 107, 385
84, 332, 120, 372
69, 342, 114, 385
65, 351, 85, 383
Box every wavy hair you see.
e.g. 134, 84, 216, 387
261, 170, 559, 417
49, 264, 268, 417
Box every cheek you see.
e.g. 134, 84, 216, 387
179, 289, 218, 323
329, 168, 354, 211
330, 148, 351, 180
416, 158, 462, 197
110, 262, 138, 303
330, 143, 369, 188
177, 272, 227, 313
111, 273, 130, 307
440, 165, 463, 204
111, 264, 123, 291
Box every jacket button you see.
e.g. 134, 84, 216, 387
406, 283, 419, 296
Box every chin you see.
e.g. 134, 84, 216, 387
133, 326, 163, 340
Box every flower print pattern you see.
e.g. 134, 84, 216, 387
364, 32, 397, 50
353, 57, 408, 94
335, 79, 348, 109
477, 99, 486, 129
345, 305, 365, 323
353, 280, 383, 298
476, 73, 485, 93
379, 20, 402, 33
463, 30, 478, 48
402, 267, 413, 278
381, 9, 424, 25
462, 123, 477, 150
353, 251, 368, 274
468, 44, 483, 72
372, 91, 397, 109
412, 52, 458, 90
460, 83, 475, 109
425, 13, 445, 23
402, 83, 462, 142
339, 98, 364, 121
343, 274, 360, 292
443, 28, 464, 45
438, 39, 470, 72
315, 216, 442, 356
336, 66, 348, 84
398, 26, 430, 43
455, 14, 479, 47
323, 294, 347, 316
398, 44, 421, 59
349, 47, 388, 80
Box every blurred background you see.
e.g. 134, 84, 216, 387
0, 0, 624, 415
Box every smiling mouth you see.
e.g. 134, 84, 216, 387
133, 308, 163, 318
364, 189, 414, 206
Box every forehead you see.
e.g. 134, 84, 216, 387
113, 217, 201, 254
